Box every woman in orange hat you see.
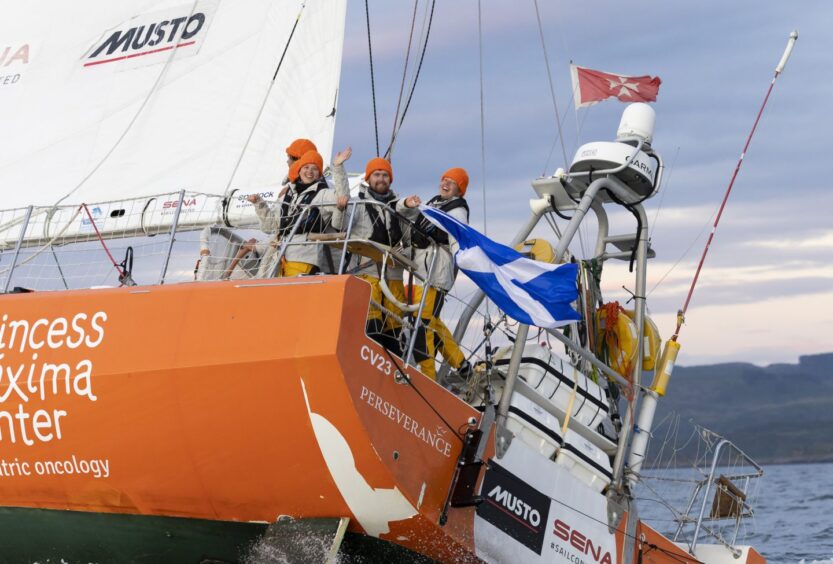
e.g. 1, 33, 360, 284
396, 168, 471, 380
231, 146, 351, 278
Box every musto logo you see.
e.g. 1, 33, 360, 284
85, 1, 217, 68
476, 462, 550, 554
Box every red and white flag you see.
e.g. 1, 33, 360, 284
570, 64, 661, 109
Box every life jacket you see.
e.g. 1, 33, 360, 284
412, 195, 469, 249
278, 180, 327, 237
359, 190, 403, 247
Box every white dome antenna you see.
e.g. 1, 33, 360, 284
617, 103, 656, 145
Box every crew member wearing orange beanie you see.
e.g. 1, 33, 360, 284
234, 147, 351, 279
396, 168, 471, 380
331, 157, 415, 352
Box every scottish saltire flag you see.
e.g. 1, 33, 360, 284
420, 206, 581, 328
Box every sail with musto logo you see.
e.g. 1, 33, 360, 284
0, 1, 770, 562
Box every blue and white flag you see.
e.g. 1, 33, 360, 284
420, 206, 581, 328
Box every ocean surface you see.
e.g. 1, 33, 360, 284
637, 462, 833, 563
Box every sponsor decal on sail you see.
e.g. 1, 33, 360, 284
476, 461, 550, 554
84, 0, 218, 70
0, 42, 33, 87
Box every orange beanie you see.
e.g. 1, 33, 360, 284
291, 150, 324, 182
285, 138, 318, 159
365, 157, 394, 183
442, 167, 469, 196
287, 160, 302, 183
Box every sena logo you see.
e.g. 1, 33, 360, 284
487, 485, 542, 529
553, 519, 612, 564
162, 198, 198, 209
0, 44, 29, 67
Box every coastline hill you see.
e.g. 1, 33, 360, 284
649, 352, 833, 465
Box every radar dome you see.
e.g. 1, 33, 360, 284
617, 103, 656, 145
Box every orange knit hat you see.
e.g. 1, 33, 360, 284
285, 138, 317, 159
287, 160, 302, 183
442, 167, 469, 196
365, 157, 393, 183
291, 150, 324, 182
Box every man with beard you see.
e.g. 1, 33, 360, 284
332, 157, 419, 350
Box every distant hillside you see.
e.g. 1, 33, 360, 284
648, 352, 833, 465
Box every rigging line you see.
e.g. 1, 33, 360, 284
381, 347, 466, 443
82, 204, 125, 280
49, 246, 69, 290
477, 0, 491, 321
546, 493, 705, 564
224, 2, 306, 195
477, 0, 488, 236
542, 92, 578, 174
648, 146, 680, 241
54, 0, 200, 209
383, 0, 436, 159
0, 207, 82, 276
364, 0, 380, 156
389, 0, 420, 148
532, 0, 569, 177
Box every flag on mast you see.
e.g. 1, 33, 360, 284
419, 206, 581, 328
570, 64, 661, 109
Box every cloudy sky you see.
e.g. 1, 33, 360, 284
331, 1, 832, 366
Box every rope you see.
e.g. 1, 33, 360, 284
532, 0, 569, 176
82, 204, 125, 280
54, 0, 200, 208
364, 0, 380, 157
382, 347, 466, 443
0, 207, 82, 275
389, 0, 420, 149
477, 0, 488, 237
224, 2, 306, 194
476, 0, 493, 323
649, 146, 680, 241
384, 0, 436, 159
546, 494, 705, 564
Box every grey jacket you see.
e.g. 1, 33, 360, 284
332, 184, 406, 280
253, 163, 349, 272
398, 196, 468, 292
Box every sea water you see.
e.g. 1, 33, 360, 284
637, 462, 833, 563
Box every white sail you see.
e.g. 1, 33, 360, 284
0, 0, 346, 210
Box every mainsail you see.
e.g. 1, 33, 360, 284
0, 0, 346, 211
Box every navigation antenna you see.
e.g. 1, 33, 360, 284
627, 33, 799, 486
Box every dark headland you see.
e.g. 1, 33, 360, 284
649, 352, 833, 465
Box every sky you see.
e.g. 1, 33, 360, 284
330, 1, 833, 366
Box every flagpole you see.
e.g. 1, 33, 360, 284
671, 31, 797, 342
